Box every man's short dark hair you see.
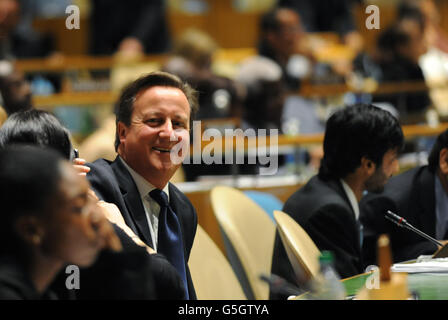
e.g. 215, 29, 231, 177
260, 8, 282, 34
0, 109, 72, 160
114, 71, 199, 151
428, 129, 448, 173
319, 103, 404, 180
397, 1, 425, 32
0, 145, 64, 257
258, 7, 299, 58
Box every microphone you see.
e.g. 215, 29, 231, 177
385, 210, 443, 247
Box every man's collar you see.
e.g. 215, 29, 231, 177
118, 156, 169, 200
340, 179, 360, 220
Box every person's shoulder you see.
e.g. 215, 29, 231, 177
87, 158, 114, 170
86, 158, 122, 198
0, 258, 37, 300
0, 284, 25, 300
389, 165, 426, 185
287, 176, 344, 205
87, 158, 117, 180
285, 176, 354, 220
378, 165, 429, 201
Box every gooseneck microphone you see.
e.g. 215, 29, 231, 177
385, 210, 443, 247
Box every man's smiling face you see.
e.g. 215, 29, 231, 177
118, 85, 190, 188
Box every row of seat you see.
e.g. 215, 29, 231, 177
188, 185, 320, 300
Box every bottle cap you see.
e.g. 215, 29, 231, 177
319, 251, 334, 264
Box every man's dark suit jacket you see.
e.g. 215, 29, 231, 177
87, 157, 197, 299
270, 175, 363, 299
360, 166, 438, 267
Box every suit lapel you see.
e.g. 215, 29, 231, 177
111, 158, 153, 247
414, 166, 436, 237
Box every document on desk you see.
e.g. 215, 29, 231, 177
391, 258, 448, 273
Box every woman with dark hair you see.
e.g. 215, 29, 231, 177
0, 109, 90, 175
0, 145, 120, 299
0, 109, 72, 158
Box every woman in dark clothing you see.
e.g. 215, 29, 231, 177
0, 145, 120, 299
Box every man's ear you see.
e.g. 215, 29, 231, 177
14, 216, 44, 246
439, 148, 448, 175
361, 156, 376, 177
117, 121, 128, 146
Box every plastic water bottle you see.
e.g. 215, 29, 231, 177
310, 251, 347, 300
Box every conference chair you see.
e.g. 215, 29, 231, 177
210, 186, 276, 300
243, 190, 283, 223
273, 210, 321, 282
188, 225, 246, 300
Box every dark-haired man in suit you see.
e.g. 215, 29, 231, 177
87, 71, 198, 299
270, 104, 404, 299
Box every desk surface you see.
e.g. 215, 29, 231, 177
342, 272, 448, 300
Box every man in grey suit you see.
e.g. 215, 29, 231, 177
87, 71, 199, 299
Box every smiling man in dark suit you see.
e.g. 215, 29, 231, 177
270, 104, 404, 299
87, 71, 199, 299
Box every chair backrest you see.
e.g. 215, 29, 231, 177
210, 186, 276, 300
273, 210, 321, 281
188, 225, 246, 300
243, 190, 283, 223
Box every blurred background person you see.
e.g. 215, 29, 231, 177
0, 0, 54, 59
277, 0, 364, 54
353, 7, 431, 123
162, 28, 244, 121
89, 0, 171, 58
257, 7, 313, 91
236, 55, 285, 132
374, 17, 430, 120
0, 60, 32, 116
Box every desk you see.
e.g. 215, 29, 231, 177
342, 272, 448, 300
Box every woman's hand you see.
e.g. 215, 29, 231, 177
73, 158, 90, 176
